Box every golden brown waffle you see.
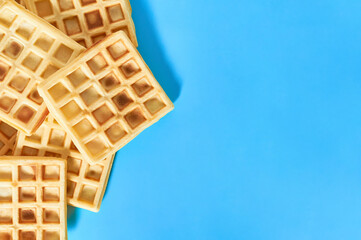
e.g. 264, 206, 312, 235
14, 116, 115, 212
0, 0, 85, 135
23, 0, 138, 48
0, 120, 17, 156
38, 31, 173, 164
0, 156, 67, 240
14, 0, 27, 7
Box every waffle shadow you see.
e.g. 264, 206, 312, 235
131, 0, 182, 103
67, 206, 79, 230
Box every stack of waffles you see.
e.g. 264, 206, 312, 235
0, 0, 173, 239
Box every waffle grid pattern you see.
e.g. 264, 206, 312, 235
0, 120, 17, 156
0, 157, 66, 240
24, 0, 137, 48
14, 116, 115, 212
0, 0, 85, 135
39, 31, 173, 163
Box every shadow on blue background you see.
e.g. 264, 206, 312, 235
131, 0, 182, 102
69, 0, 361, 239
67, 206, 79, 230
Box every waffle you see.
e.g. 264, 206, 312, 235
38, 31, 173, 164
14, 116, 115, 212
0, 156, 67, 240
0, 0, 85, 135
23, 0, 138, 48
0, 120, 17, 156
14, 0, 26, 7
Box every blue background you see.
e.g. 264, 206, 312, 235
68, 0, 361, 239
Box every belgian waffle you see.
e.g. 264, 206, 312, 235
38, 31, 173, 164
14, 116, 115, 212
23, 0, 137, 48
0, 0, 85, 135
0, 156, 67, 240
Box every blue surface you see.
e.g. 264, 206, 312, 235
68, 0, 361, 239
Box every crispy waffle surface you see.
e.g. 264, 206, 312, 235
38, 31, 173, 164
14, 115, 115, 212
0, 120, 17, 156
23, 0, 138, 48
0, 0, 85, 135
0, 156, 67, 240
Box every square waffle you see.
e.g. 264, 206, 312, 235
14, 116, 115, 212
23, 0, 138, 48
0, 156, 67, 240
0, 0, 85, 135
38, 31, 173, 164
0, 120, 17, 156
